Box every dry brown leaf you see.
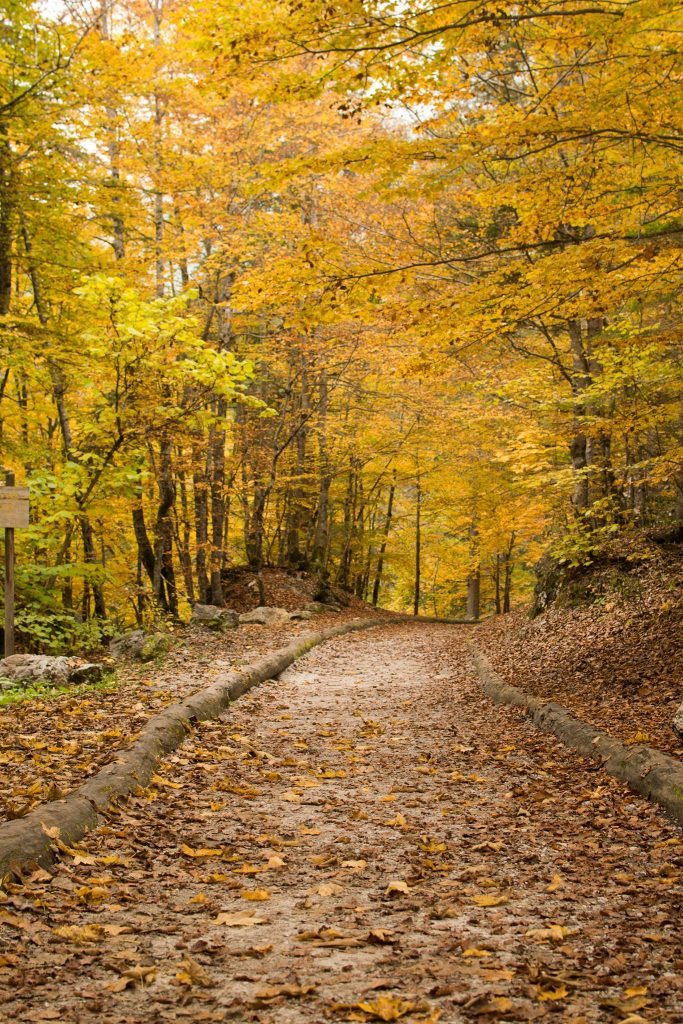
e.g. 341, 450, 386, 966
106, 965, 156, 991
525, 924, 570, 942
175, 956, 214, 988
317, 882, 344, 897
251, 983, 316, 1002
535, 984, 568, 1002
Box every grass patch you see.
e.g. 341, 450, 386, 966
0, 670, 119, 708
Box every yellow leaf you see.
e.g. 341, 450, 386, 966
356, 995, 417, 1020
547, 873, 563, 892
265, 855, 286, 869
472, 894, 508, 907
52, 924, 105, 944
535, 984, 568, 1002
240, 888, 270, 901
214, 911, 267, 926
317, 882, 344, 897
175, 957, 214, 988
625, 986, 648, 998
385, 880, 410, 895
342, 859, 367, 873
180, 844, 223, 859
151, 774, 182, 790
525, 924, 569, 942
462, 948, 492, 958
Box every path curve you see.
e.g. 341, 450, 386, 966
1, 624, 682, 1023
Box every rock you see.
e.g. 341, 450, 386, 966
0, 654, 102, 687
289, 610, 313, 621
109, 630, 146, 660
109, 630, 170, 662
239, 606, 291, 626
305, 601, 340, 614
140, 634, 171, 661
66, 662, 103, 684
191, 604, 240, 631
673, 703, 683, 740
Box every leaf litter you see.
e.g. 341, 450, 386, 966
0, 623, 682, 1022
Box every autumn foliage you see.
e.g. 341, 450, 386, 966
0, 0, 681, 647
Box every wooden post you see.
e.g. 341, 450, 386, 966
1, 470, 29, 658
4, 470, 14, 657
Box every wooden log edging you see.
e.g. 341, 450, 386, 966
0, 616, 392, 883
469, 645, 683, 828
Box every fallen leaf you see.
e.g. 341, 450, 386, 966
472, 894, 508, 907
106, 965, 156, 991
355, 995, 417, 1020
525, 924, 570, 942
180, 844, 223, 859
53, 924, 105, 944
251, 983, 316, 1002
535, 984, 568, 1002
385, 880, 410, 896
317, 882, 344, 897
175, 956, 214, 988
240, 888, 271, 901
214, 911, 267, 926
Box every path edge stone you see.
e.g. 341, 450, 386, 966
0, 617, 391, 883
469, 644, 683, 827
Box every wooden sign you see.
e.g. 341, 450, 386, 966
0, 486, 29, 529
2, 473, 28, 657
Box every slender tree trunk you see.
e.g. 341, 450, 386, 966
413, 468, 421, 616
0, 121, 13, 317
208, 270, 233, 604
372, 478, 395, 607
21, 216, 107, 617
311, 368, 330, 571
193, 446, 210, 603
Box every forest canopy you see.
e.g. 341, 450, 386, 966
1, 0, 681, 648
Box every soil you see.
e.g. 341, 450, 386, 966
1, 623, 681, 1023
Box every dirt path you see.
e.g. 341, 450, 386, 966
1, 624, 682, 1023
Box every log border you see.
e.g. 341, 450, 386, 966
469, 644, 683, 828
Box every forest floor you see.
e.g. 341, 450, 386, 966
1, 622, 682, 1024
477, 550, 683, 759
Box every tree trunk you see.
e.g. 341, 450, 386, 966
372, 478, 395, 607
208, 269, 234, 604
413, 468, 421, 616
466, 571, 480, 621
311, 368, 330, 571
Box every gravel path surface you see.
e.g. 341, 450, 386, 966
1, 623, 681, 1023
